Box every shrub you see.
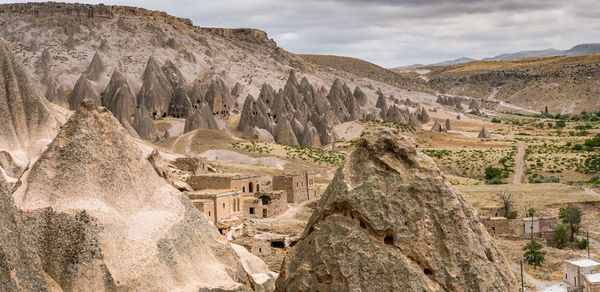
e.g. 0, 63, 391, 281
491, 118, 501, 123
554, 224, 571, 249
507, 211, 518, 219
578, 238, 589, 250
485, 166, 503, 180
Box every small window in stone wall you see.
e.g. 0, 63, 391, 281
249, 207, 255, 214
223, 203, 225, 209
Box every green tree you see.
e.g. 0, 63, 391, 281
555, 120, 566, 129
523, 240, 546, 269
553, 224, 570, 249
485, 166, 503, 180
559, 205, 582, 242
527, 208, 536, 217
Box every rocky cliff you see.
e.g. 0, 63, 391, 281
275, 127, 518, 291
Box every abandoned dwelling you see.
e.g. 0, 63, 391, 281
273, 171, 318, 203
243, 190, 287, 219
187, 173, 261, 194
188, 189, 245, 240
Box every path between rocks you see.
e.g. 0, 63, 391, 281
513, 141, 526, 184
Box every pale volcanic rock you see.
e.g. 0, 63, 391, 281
169, 85, 193, 118
45, 79, 69, 109
131, 105, 160, 141
478, 127, 492, 138
84, 52, 106, 81
183, 102, 220, 133
274, 118, 299, 145
12, 100, 257, 291
445, 118, 452, 131
0, 37, 61, 185
375, 91, 388, 120
69, 73, 99, 110
353, 86, 368, 106
418, 106, 430, 123
136, 56, 174, 119
431, 120, 446, 133
276, 127, 518, 292
205, 77, 235, 116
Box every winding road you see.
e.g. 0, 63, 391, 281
513, 141, 526, 184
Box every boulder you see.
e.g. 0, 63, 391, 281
276, 127, 518, 291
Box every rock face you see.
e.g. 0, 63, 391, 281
45, 79, 69, 109
136, 56, 174, 119
12, 100, 258, 291
183, 103, 220, 133
430, 120, 446, 133
85, 52, 106, 81
0, 37, 60, 188
131, 106, 159, 141
276, 127, 518, 291
69, 73, 99, 110
478, 127, 491, 138
445, 118, 452, 131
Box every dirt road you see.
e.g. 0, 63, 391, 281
513, 141, 526, 184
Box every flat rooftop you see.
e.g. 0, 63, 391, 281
586, 273, 600, 283
187, 189, 238, 199
566, 259, 600, 267
190, 172, 260, 179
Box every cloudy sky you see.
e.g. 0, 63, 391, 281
6, 0, 600, 67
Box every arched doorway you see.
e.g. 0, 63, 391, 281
262, 209, 268, 218
248, 182, 254, 193
259, 195, 271, 205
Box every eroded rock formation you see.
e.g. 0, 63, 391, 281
12, 99, 262, 291
276, 127, 518, 291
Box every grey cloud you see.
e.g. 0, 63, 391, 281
3, 0, 598, 67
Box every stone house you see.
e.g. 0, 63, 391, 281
190, 198, 214, 222
172, 157, 209, 175
482, 217, 510, 236
243, 190, 287, 219
523, 216, 558, 235
187, 173, 261, 195
563, 259, 600, 289
273, 171, 318, 203
187, 189, 245, 240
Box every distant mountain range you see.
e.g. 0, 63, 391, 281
397, 43, 600, 68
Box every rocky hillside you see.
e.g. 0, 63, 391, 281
276, 127, 518, 291
394, 53, 600, 114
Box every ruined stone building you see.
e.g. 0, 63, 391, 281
187, 173, 261, 194
171, 157, 209, 175
523, 216, 558, 235
482, 217, 510, 236
273, 171, 317, 203
242, 190, 287, 219
188, 189, 244, 240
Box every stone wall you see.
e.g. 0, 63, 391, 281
172, 157, 208, 175
243, 190, 287, 219
187, 174, 261, 195
482, 217, 511, 236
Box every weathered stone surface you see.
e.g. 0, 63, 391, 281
136, 56, 174, 119
431, 120, 446, 133
84, 52, 106, 81
478, 127, 491, 138
184, 102, 220, 133
131, 105, 160, 141
12, 100, 258, 291
274, 118, 299, 145
169, 85, 193, 118
69, 73, 99, 110
0, 189, 48, 292
445, 118, 451, 131
45, 79, 69, 109
102, 69, 136, 125
353, 86, 368, 106
276, 127, 518, 292
205, 77, 234, 116
0, 37, 61, 185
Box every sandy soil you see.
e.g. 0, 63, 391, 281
201, 149, 287, 170
513, 141, 525, 184
333, 121, 364, 141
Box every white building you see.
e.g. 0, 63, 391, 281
563, 259, 600, 288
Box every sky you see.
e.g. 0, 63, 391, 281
4, 0, 600, 67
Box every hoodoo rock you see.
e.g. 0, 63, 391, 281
445, 118, 452, 131
431, 120, 446, 133
84, 52, 106, 81
478, 127, 492, 138
136, 56, 174, 119
183, 103, 220, 133
69, 73, 99, 110
45, 79, 69, 109
12, 100, 262, 291
276, 127, 518, 291
205, 77, 235, 116
0, 38, 61, 187
131, 105, 160, 140
353, 86, 368, 106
